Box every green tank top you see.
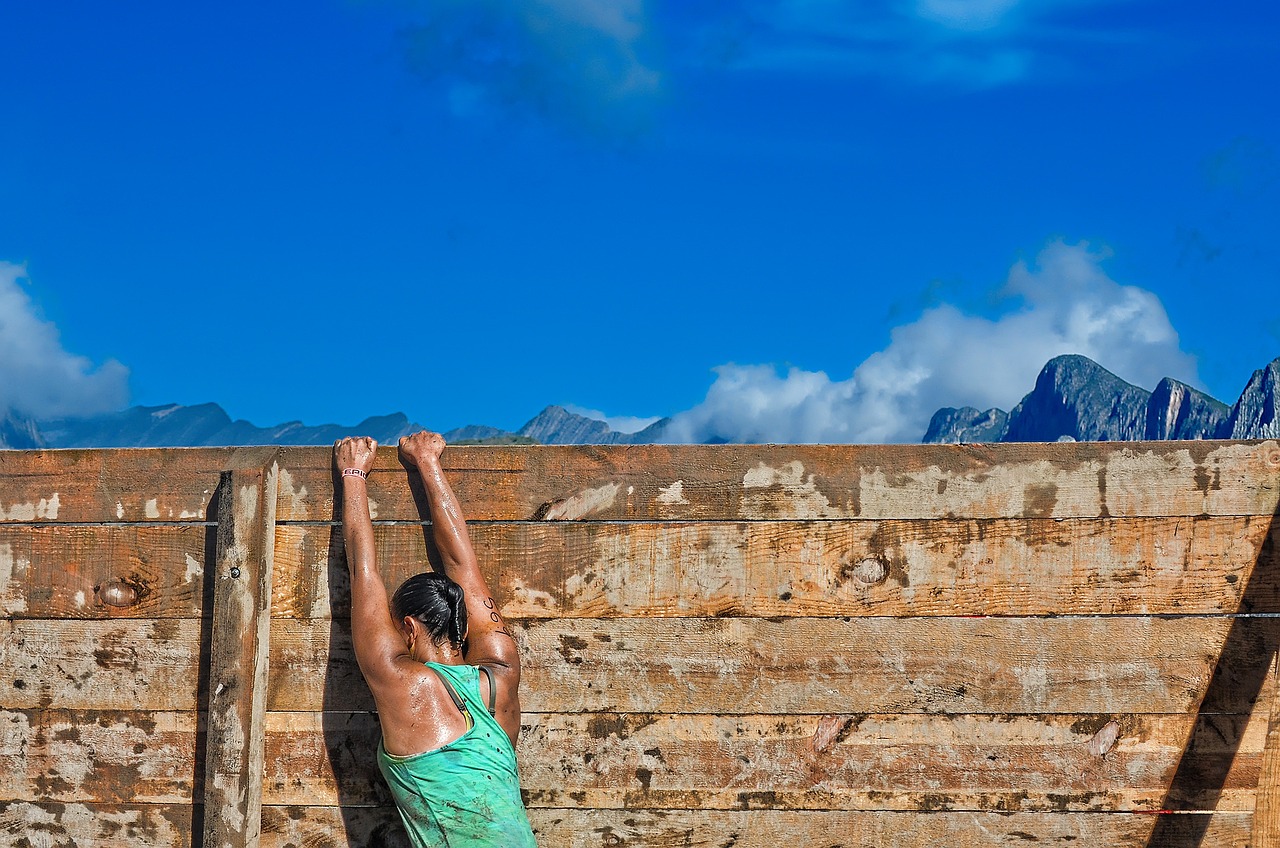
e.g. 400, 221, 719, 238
377, 662, 537, 848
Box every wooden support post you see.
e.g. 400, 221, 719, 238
203, 448, 280, 848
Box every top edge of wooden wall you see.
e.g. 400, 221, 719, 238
1, 441, 1278, 523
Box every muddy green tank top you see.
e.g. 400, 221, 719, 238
377, 662, 537, 848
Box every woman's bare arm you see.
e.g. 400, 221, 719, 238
336, 437, 409, 686
399, 431, 521, 676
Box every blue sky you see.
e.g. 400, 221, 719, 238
2, 0, 1277, 442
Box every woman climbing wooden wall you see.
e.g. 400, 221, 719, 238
3, 440, 1280, 847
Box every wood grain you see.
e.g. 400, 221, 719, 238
0, 525, 211, 619
259, 710, 1267, 812
0, 801, 195, 848
0, 448, 233, 524
266, 616, 1248, 714
260, 805, 1254, 848
270, 440, 1280, 522
271, 517, 1276, 620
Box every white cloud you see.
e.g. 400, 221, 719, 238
691, 0, 1125, 87
0, 262, 129, 419
660, 240, 1198, 444
565, 404, 660, 435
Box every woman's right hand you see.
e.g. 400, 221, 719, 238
334, 436, 378, 476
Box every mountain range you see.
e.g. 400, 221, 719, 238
2, 354, 1277, 449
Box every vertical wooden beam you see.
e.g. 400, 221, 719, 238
203, 448, 280, 848
1255, 653, 1280, 846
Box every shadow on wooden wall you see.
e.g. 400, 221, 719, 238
1147, 500, 1280, 847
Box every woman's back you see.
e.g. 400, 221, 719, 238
377, 663, 537, 848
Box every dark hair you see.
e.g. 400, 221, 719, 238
392, 572, 467, 648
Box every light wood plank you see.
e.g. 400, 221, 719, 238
260, 805, 1254, 848
266, 616, 1251, 714
258, 710, 1267, 812
203, 450, 279, 848
0, 619, 204, 710
0, 525, 211, 619
0, 801, 195, 847
4, 615, 1265, 715
0, 710, 201, 803
0, 448, 233, 523
270, 441, 1280, 522
272, 517, 1276, 620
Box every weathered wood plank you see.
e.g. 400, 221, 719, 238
203, 450, 279, 848
0, 526, 211, 619
6, 615, 1267, 715
272, 517, 1276, 620
0, 619, 204, 710
0, 710, 201, 803
260, 805, 1254, 848
271, 440, 1280, 522
267, 616, 1256, 714
259, 710, 1266, 812
0, 801, 195, 847
0, 448, 233, 523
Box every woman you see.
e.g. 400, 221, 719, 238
335, 430, 537, 847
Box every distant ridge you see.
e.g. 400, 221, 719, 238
6, 354, 1279, 448
35, 403, 425, 448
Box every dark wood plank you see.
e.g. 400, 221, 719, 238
266, 616, 1248, 714
271, 517, 1275, 620
203, 449, 279, 848
0, 525, 211, 619
0, 801, 195, 847
0, 448, 233, 523
260, 805, 1255, 848
271, 440, 1280, 522
259, 710, 1265, 812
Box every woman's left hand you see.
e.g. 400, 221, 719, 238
334, 436, 378, 476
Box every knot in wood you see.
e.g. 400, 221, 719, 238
850, 558, 888, 586
99, 579, 140, 608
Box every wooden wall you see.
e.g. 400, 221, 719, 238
3, 440, 1280, 847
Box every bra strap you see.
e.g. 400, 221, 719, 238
426, 665, 468, 717
477, 665, 497, 716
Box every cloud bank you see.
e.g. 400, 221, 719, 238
659, 241, 1197, 444
0, 262, 129, 419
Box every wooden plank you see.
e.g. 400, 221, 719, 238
272, 517, 1276, 620
3, 441, 1276, 523
260, 805, 1254, 848
0, 710, 200, 803
0, 619, 204, 710
203, 449, 279, 848
0, 447, 233, 523
267, 616, 1253, 714
0, 525, 211, 619
6, 614, 1267, 715
259, 710, 1267, 812
271, 440, 1280, 522
0, 801, 195, 847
